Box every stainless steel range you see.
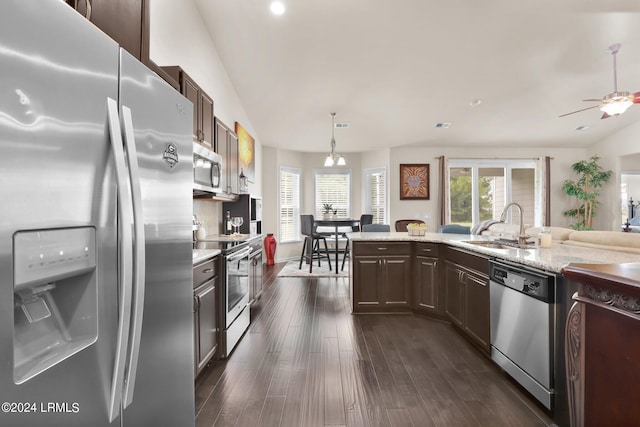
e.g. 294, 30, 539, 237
194, 235, 262, 357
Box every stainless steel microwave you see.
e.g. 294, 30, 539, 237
193, 142, 222, 195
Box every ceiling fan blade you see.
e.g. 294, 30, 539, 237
601, 112, 612, 119
582, 98, 605, 102
559, 104, 601, 118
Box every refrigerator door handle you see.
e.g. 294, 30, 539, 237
106, 97, 134, 422
120, 105, 146, 408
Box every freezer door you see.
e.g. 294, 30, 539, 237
0, 2, 120, 427
118, 50, 195, 427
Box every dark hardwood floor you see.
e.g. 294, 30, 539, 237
195, 263, 553, 427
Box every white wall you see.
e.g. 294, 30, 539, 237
589, 120, 640, 230
149, 0, 262, 232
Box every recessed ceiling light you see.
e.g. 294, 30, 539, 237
435, 122, 451, 129
270, 1, 285, 15
576, 125, 590, 131
469, 99, 482, 107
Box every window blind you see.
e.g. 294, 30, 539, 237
314, 170, 351, 218
279, 167, 301, 243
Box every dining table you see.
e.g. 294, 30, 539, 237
314, 217, 360, 274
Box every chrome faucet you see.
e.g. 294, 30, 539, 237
499, 202, 529, 246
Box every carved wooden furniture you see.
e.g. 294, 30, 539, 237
562, 262, 640, 427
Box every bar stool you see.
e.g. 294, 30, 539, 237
341, 214, 374, 271
298, 214, 332, 273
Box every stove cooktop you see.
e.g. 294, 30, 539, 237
193, 234, 262, 254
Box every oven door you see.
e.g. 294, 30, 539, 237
193, 142, 222, 194
224, 247, 251, 328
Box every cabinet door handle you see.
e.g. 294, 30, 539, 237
203, 268, 213, 273
434, 261, 438, 272
377, 247, 388, 251
421, 248, 432, 253
193, 295, 199, 313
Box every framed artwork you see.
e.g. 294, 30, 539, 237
400, 164, 430, 200
235, 122, 255, 182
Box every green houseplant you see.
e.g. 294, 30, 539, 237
562, 155, 613, 230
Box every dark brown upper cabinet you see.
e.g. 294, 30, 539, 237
161, 67, 215, 149
65, 0, 149, 62
65, 0, 179, 90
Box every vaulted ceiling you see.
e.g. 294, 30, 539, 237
194, 0, 640, 154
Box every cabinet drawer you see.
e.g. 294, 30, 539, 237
445, 246, 488, 274
193, 258, 217, 287
416, 242, 439, 257
353, 242, 411, 256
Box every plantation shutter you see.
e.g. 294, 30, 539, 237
279, 167, 301, 243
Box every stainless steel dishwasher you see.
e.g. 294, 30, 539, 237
489, 259, 555, 410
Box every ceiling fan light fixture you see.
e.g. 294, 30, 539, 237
600, 99, 633, 116
336, 155, 346, 166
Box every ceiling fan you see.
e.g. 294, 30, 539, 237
560, 43, 640, 119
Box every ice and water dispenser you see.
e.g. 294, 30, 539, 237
13, 227, 97, 384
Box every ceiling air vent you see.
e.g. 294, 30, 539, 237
335, 122, 350, 128
435, 122, 451, 128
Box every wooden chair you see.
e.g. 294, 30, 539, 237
298, 214, 332, 273
395, 219, 425, 232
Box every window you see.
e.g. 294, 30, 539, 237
314, 170, 351, 217
279, 167, 301, 243
363, 167, 387, 224
449, 159, 537, 227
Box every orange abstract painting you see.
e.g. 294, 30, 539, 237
400, 164, 430, 200
235, 122, 255, 182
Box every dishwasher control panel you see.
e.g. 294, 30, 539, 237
490, 260, 554, 302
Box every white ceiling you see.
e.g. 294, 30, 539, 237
193, 0, 640, 154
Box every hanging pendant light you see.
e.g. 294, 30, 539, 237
324, 112, 345, 167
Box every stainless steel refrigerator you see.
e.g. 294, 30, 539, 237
0, 1, 195, 426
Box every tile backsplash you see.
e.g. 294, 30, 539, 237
193, 199, 221, 238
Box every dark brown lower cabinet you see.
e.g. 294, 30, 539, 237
413, 243, 440, 316
444, 247, 490, 355
193, 257, 219, 377
562, 263, 640, 427
352, 242, 411, 313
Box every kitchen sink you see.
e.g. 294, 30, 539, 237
462, 240, 536, 250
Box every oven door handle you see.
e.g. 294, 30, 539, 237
227, 247, 252, 262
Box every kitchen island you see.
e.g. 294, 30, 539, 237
562, 262, 640, 427
350, 231, 640, 273
349, 231, 640, 426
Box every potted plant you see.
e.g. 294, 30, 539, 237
562, 155, 613, 230
322, 203, 335, 219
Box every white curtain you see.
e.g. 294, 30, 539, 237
438, 156, 450, 227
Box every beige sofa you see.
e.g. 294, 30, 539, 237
524, 226, 640, 255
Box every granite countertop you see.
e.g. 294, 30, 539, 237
350, 232, 640, 273
193, 249, 221, 265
